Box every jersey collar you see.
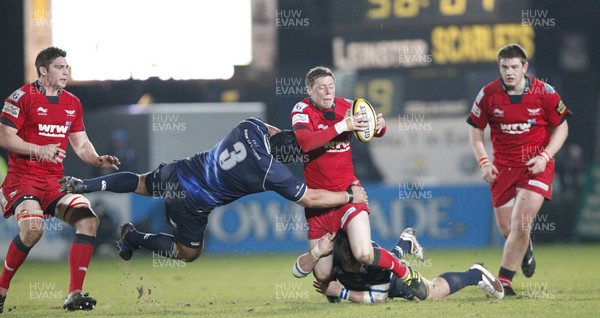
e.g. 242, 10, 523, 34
34, 80, 63, 96
500, 76, 531, 94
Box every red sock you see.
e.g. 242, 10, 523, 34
68, 234, 95, 294
373, 247, 407, 279
0, 236, 31, 291
498, 275, 513, 287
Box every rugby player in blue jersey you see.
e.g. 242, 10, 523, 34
59, 117, 367, 263
294, 229, 504, 303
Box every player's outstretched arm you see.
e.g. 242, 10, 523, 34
69, 131, 121, 170
313, 280, 389, 304
292, 233, 336, 278
297, 186, 367, 208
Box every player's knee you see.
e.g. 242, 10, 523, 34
175, 243, 203, 262
76, 212, 100, 233
312, 268, 330, 283
16, 209, 45, 244
354, 249, 374, 265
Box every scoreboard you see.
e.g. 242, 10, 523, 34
331, 0, 535, 117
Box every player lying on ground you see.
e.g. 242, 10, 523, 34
59, 117, 367, 263
293, 229, 504, 303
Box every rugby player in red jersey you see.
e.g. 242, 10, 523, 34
468, 44, 571, 296
290, 66, 429, 300
0, 47, 120, 311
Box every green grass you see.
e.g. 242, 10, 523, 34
3, 244, 599, 317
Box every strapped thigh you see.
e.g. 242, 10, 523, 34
55, 194, 92, 223
15, 209, 44, 225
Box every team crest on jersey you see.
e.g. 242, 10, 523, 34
543, 83, 556, 94
65, 109, 76, 117
8, 89, 25, 102
293, 102, 309, 113
470, 104, 481, 118
292, 113, 309, 126
2, 102, 20, 118
555, 100, 567, 115
493, 109, 504, 117
527, 108, 541, 116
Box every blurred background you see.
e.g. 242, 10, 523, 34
0, 0, 599, 259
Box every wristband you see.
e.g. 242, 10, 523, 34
346, 186, 354, 203
478, 156, 490, 168
363, 291, 375, 304
540, 150, 551, 163
339, 288, 349, 300
334, 117, 353, 134
310, 245, 320, 259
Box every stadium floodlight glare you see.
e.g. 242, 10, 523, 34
51, 0, 251, 81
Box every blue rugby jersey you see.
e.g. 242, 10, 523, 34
173, 117, 307, 211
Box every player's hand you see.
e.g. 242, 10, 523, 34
35, 143, 66, 163
95, 155, 121, 170
350, 185, 368, 205
480, 162, 499, 183
336, 109, 369, 133
526, 155, 548, 175
313, 280, 342, 297
316, 232, 336, 257
375, 113, 386, 134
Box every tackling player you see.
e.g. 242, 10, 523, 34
290, 66, 428, 300
0, 47, 120, 312
60, 117, 368, 263
467, 44, 571, 295
294, 229, 504, 303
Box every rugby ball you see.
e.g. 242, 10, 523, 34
352, 98, 377, 142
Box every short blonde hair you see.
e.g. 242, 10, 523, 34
305, 66, 335, 88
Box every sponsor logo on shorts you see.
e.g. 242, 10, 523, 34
528, 180, 549, 191
340, 206, 357, 229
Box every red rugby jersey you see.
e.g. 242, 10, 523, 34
468, 77, 570, 167
291, 97, 357, 191
1, 81, 85, 176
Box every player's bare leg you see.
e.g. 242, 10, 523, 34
309, 238, 334, 283
498, 189, 544, 295
347, 211, 428, 300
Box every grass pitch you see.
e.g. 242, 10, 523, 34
3, 244, 599, 317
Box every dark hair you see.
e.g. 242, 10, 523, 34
497, 43, 527, 64
35, 47, 67, 77
305, 66, 335, 88
332, 230, 359, 272
269, 130, 302, 164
